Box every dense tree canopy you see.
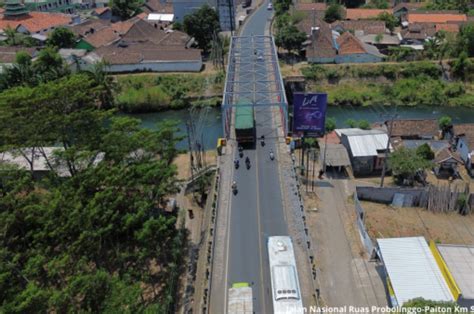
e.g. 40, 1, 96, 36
47, 27, 76, 49
0, 74, 186, 312
324, 4, 343, 23
183, 5, 220, 53
389, 147, 432, 185
275, 24, 306, 54
109, 0, 144, 20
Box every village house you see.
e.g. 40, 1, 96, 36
335, 31, 385, 63
0, 2, 76, 35
331, 20, 387, 36
142, 0, 174, 14
91, 7, 112, 20
0, 46, 38, 72
433, 147, 463, 178
404, 11, 467, 26
386, 119, 439, 140
453, 124, 474, 176
344, 8, 392, 20
392, 2, 425, 19
336, 128, 391, 176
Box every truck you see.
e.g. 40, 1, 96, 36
228, 282, 253, 314
235, 100, 255, 145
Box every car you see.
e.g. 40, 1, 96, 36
267, 3, 272, 10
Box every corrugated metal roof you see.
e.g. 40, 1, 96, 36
378, 237, 454, 306
437, 244, 474, 300
319, 143, 351, 167
337, 128, 390, 157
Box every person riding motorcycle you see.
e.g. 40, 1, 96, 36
245, 156, 250, 164
232, 181, 237, 190
234, 159, 239, 168
270, 150, 274, 160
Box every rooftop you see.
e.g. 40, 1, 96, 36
83, 27, 120, 48
453, 123, 474, 150
407, 12, 467, 24
319, 143, 351, 167
0, 11, 72, 33
437, 244, 474, 301
388, 119, 439, 139
345, 8, 392, 20
332, 20, 386, 35
294, 2, 327, 12
434, 147, 463, 164
0, 46, 37, 63
377, 237, 454, 306
337, 128, 390, 157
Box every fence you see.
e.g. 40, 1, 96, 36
354, 191, 376, 258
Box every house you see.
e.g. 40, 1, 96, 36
94, 42, 202, 73
377, 237, 455, 307
305, 20, 337, 64
58, 48, 94, 71
331, 20, 387, 35
0, 46, 38, 72
453, 123, 474, 175
344, 8, 392, 20
335, 31, 385, 63
76, 27, 121, 50
405, 12, 467, 25
356, 33, 401, 53
336, 128, 391, 175
433, 147, 463, 178
387, 119, 439, 140
400, 23, 436, 45
294, 2, 327, 12
435, 244, 474, 308
392, 2, 425, 18
319, 143, 351, 173
142, 0, 174, 14
0, 3, 74, 35
92, 7, 112, 20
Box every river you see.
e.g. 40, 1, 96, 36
127, 105, 474, 150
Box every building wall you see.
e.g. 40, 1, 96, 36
307, 56, 335, 64
105, 61, 203, 73
335, 53, 382, 64
25, 0, 76, 13
456, 137, 471, 164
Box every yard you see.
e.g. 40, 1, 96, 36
362, 200, 474, 244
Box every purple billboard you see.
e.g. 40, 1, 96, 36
293, 93, 327, 135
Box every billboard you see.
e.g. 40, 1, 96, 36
293, 93, 327, 135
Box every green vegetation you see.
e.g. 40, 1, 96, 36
363, 0, 389, 9
109, 0, 144, 20
403, 298, 458, 313
389, 147, 433, 185
325, 117, 337, 132
375, 12, 398, 33
324, 4, 343, 23
47, 27, 76, 49
301, 61, 474, 107
183, 5, 220, 53
0, 74, 186, 312
416, 143, 435, 160
115, 73, 224, 112
427, 0, 469, 13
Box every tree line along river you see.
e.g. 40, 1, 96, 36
127, 106, 474, 150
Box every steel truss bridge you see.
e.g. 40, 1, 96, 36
221, 35, 289, 138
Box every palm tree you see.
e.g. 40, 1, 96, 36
85, 61, 116, 109
4, 26, 18, 46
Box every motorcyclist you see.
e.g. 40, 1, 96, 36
232, 181, 237, 190
234, 159, 239, 168
260, 135, 265, 146
270, 150, 274, 160
245, 156, 250, 164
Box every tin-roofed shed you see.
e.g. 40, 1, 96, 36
377, 237, 455, 307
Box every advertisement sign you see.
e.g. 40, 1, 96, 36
293, 93, 327, 136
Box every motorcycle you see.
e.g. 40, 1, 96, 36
232, 182, 238, 195
245, 157, 251, 169
270, 151, 274, 161
234, 160, 239, 169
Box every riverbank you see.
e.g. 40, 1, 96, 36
292, 61, 474, 107
114, 72, 224, 113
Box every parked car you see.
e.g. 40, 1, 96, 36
267, 2, 272, 10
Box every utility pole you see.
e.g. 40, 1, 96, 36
380, 113, 398, 187
186, 122, 194, 182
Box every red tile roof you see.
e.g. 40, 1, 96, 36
435, 23, 460, 33
453, 123, 474, 150
407, 13, 467, 24
137, 12, 148, 20
387, 119, 439, 139
111, 20, 136, 35
434, 147, 462, 164
94, 7, 110, 15
0, 11, 72, 33
70, 19, 110, 36
345, 9, 392, 20
295, 2, 327, 12
143, 0, 173, 14
0, 46, 37, 63
84, 27, 120, 48
306, 20, 337, 59
336, 31, 366, 55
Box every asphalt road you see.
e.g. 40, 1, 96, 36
225, 3, 289, 313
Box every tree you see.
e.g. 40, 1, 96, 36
274, 0, 292, 16
172, 21, 183, 31
377, 12, 397, 34
403, 298, 457, 313
416, 143, 435, 160
324, 4, 343, 23
451, 51, 473, 81
358, 120, 371, 130
4, 26, 18, 46
275, 24, 306, 55
345, 118, 357, 128
438, 115, 452, 131
109, 0, 143, 20
325, 117, 337, 133
33, 47, 68, 83
183, 5, 220, 53
389, 147, 432, 185
364, 0, 389, 9
85, 61, 117, 108
457, 23, 474, 57
47, 27, 76, 49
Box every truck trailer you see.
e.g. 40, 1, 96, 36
234, 101, 255, 145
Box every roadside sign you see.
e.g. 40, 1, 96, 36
293, 93, 327, 137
